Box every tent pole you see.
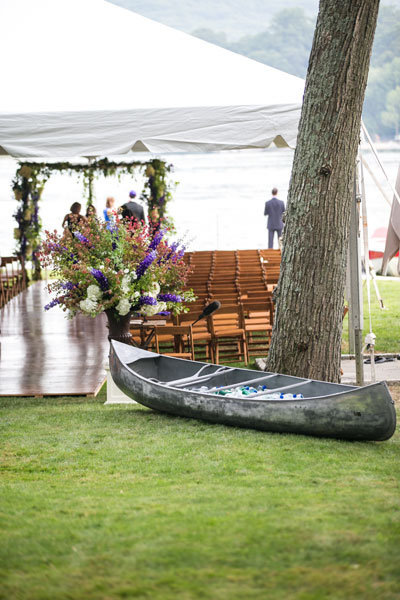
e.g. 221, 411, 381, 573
345, 266, 354, 354
347, 166, 364, 386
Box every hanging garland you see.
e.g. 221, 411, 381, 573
12, 158, 176, 280
140, 159, 177, 225
13, 165, 50, 280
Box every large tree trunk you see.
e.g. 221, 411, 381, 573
266, 0, 380, 382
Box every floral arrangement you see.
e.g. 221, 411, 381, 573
38, 216, 195, 319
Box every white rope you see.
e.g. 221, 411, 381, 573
361, 121, 400, 207
369, 264, 386, 310
361, 155, 392, 207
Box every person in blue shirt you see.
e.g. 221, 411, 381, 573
103, 197, 116, 227
264, 188, 285, 249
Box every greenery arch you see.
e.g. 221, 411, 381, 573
12, 158, 176, 280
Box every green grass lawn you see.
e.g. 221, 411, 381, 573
342, 280, 400, 354
1, 388, 400, 600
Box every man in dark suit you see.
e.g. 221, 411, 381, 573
264, 187, 285, 248
121, 190, 145, 223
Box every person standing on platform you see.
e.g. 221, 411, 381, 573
120, 190, 145, 224
62, 202, 87, 234
103, 197, 117, 226
264, 188, 285, 249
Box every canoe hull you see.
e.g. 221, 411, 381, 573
109, 342, 396, 441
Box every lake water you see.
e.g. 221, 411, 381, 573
0, 148, 399, 255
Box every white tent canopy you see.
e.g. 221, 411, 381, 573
0, 0, 304, 158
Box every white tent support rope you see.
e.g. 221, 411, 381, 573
369, 266, 385, 310
361, 121, 400, 207
361, 155, 392, 208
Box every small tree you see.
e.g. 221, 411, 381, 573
266, 0, 380, 382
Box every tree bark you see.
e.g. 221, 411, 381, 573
266, 0, 380, 382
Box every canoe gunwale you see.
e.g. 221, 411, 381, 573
110, 348, 393, 404
109, 341, 397, 441
122, 356, 386, 404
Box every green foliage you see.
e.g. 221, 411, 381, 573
12, 165, 50, 281
179, 3, 400, 139
0, 392, 399, 599
381, 86, 400, 136
141, 159, 177, 226
364, 57, 400, 138
231, 8, 315, 78
109, 0, 321, 40
370, 5, 400, 69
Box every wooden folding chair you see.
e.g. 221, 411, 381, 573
155, 325, 195, 360
241, 298, 274, 358
208, 303, 248, 364
178, 309, 214, 362
0, 258, 18, 302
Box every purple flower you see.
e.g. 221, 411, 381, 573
47, 242, 63, 252
138, 296, 157, 306
157, 293, 182, 303
74, 231, 90, 244
157, 311, 171, 316
177, 246, 186, 260
136, 250, 156, 279
90, 268, 109, 291
61, 281, 76, 291
168, 242, 179, 256
148, 229, 165, 251
44, 298, 60, 311
160, 241, 179, 265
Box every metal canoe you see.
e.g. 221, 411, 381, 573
109, 341, 396, 441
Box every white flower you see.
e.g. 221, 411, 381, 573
116, 298, 131, 316
124, 268, 129, 274
120, 275, 130, 295
79, 297, 98, 314
86, 284, 102, 301
140, 304, 159, 317
132, 291, 140, 299
150, 282, 160, 296
144, 282, 160, 299
140, 301, 166, 317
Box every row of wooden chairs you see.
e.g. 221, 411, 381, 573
129, 249, 281, 364
185, 249, 281, 303
0, 256, 26, 308
130, 295, 274, 365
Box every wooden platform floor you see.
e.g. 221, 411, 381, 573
0, 281, 109, 396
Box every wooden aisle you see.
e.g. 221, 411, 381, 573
0, 281, 109, 396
